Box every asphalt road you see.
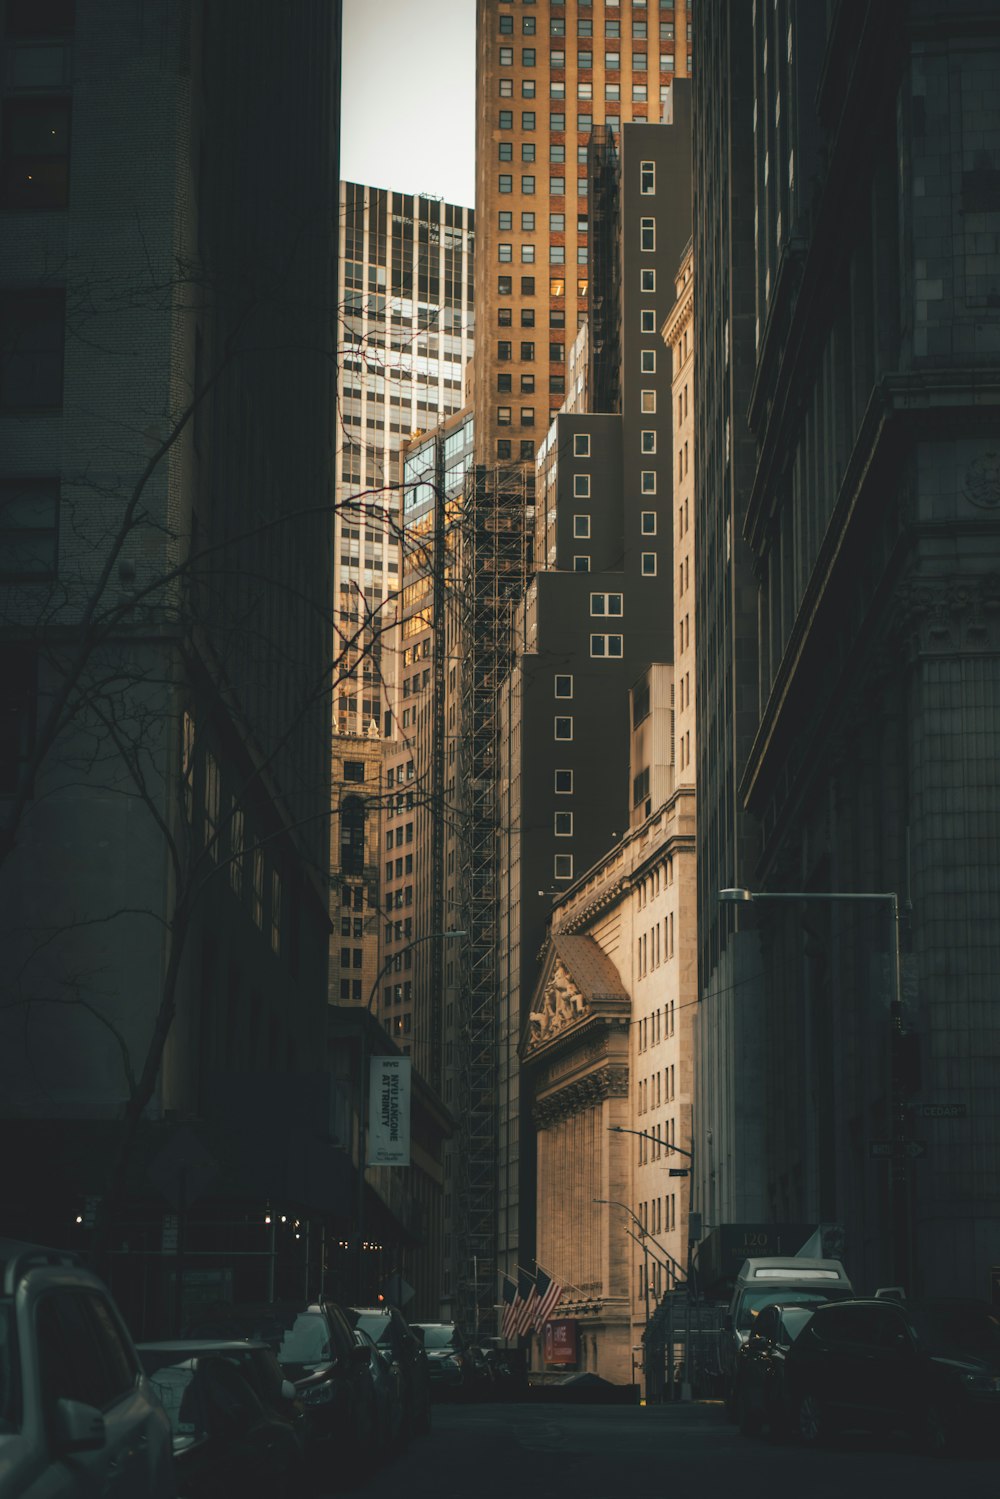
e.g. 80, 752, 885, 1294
358, 1399, 998, 1499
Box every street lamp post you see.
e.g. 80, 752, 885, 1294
355, 929, 465, 1302
718, 887, 907, 1286
593, 1196, 652, 1401
608, 1124, 697, 1290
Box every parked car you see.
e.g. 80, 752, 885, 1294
137, 1340, 307, 1498
409, 1323, 472, 1398
721, 1257, 854, 1411
733, 1301, 827, 1438
782, 1296, 1000, 1452
0, 1238, 175, 1497
350, 1304, 431, 1437
274, 1302, 379, 1486
352, 1328, 403, 1455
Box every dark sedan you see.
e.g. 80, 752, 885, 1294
351, 1304, 432, 1438
782, 1296, 1000, 1453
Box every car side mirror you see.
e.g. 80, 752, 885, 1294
280, 1379, 297, 1401
53, 1399, 106, 1454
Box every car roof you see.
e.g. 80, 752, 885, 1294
1, 1239, 89, 1297
137, 1339, 272, 1353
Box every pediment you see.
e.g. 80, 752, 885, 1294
522, 933, 629, 1060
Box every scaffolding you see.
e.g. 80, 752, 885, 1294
453, 463, 534, 1335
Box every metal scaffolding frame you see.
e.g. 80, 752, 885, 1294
453, 463, 533, 1334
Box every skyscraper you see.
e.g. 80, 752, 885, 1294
474, 0, 693, 466
335, 186, 473, 738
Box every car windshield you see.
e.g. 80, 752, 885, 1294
354, 1314, 390, 1346
278, 1314, 331, 1366
910, 1303, 1000, 1359
739, 1287, 849, 1331
143, 1362, 201, 1443
416, 1326, 456, 1349
0, 1303, 19, 1434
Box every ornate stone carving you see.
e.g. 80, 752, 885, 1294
526, 959, 586, 1049
533, 1064, 629, 1127
964, 451, 1000, 511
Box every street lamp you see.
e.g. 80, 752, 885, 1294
609, 1124, 697, 1294
717, 886, 907, 1286
593, 1196, 654, 1400
355, 929, 466, 1301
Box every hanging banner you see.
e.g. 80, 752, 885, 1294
367, 1056, 411, 1166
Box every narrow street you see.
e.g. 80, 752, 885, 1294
363, 1401, 998, 1499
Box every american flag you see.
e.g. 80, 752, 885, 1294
500, 1275, 520, 1342
515, 1265, 539, 1337
532, 1266, 563, 1331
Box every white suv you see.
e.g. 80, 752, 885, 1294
0, 1239, 175, 1497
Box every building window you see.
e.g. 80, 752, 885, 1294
606, 81, 620, 100
499, 173, 512, 193
573, 514, 591, 538
520, 440, 535, 459
551, 142, 565, 163
550, 212, 566, 232
640, 269, 656, 293
499, 141, 513, 161
523, 110, 536, 129
344, 760, 365, 782
550, 374, 565, 393
497, 439, 512, 459
571, 432, 590, 457
498, 242, 512, 262
551, 48, 565, 67
590, 592, 623, 616
521, 275, 535, 294
522, 142, 536, 162
554, 811, 573, 836
578, 49, 593, 67
498, 340, 512, 360
633, 84, 647, 101
641, 390, 656, 413
578, 81, 592, 99
554, 716, 573, 740
590, 634, 624, 658
554, 769, 574, 794
499, 15, 513, 33
1, 98, 71, 210
0, 289, 65, 410
523, 15, 536, 33
522, 47, 536, 64
640, 160, 655, 194
500, 110, 513, 130
0, 477, 58, 579
522, 175, 536, 194
641, 511, 657, 535
521, 341, 535, 360
641, 552, 657, 576
520, 407, 535, 427
499, 78, 513, 96
499, 210, 512, 231
550, 244, 565, 265
520, 373, 534, 394
521, 242, 535, 262
497, 406, 512, 425
498, 373, 512, 392
523, 79, 536, 97
641, 429, 657, 453
498, 305, 512, 325
640, 309, 656, 332
0, 644, 36, 795
640, 348, 656, 373
573, 555, 591, 571
522, 212, 536, 231
551, 112, 565, 132
641, 471, 657, 493
554, 854, 574, 880
498, 276, 512, 294
573, 473, 590, 497
554, 674, 573, 698
640, 217, 655, 250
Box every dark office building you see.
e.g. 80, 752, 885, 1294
0, 0, 342, 1329
695, 0, 1000, 1296
497, 108, 692, 1301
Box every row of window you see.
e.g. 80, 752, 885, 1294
496, 274, 588, 303
499, 76, 665, 101
637, 912, 676, 975
638, 1064, 678, 1112
497, 240, 589, 265
638, 1001, 676, 1051
498, 373, 565, 394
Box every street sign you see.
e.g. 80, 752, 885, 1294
910, 1103, 967, 1120
869, 1139, 927, 1160
667, 1168, 689, 1177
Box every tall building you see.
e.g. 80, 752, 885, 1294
495, 108, 692, 1322
690, 0, 765, 1235
335, 185, 474, 739
0, 0, 342, 1326
695, 0, 1000, 1296
474, 0, 693, 466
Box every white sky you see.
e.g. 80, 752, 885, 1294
341, 0, 476, 208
